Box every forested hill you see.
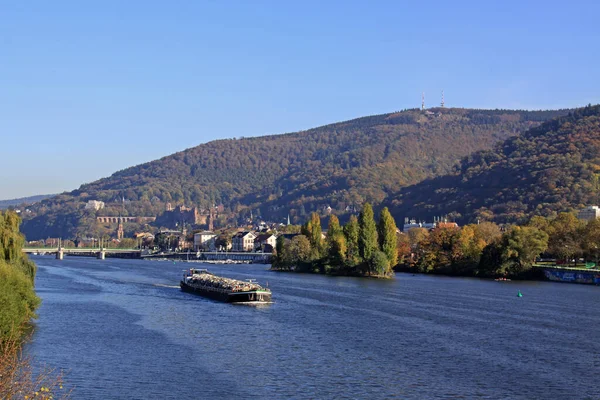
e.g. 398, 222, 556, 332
388, 104, 600, 224
21, 107, 568, 240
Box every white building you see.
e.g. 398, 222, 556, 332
232, 231, 256, 252
85, 200, 105, 211
578, 206, 600, 221
254, 233, 277, 251
193, 231, 217, 251
402, 219, 436, 233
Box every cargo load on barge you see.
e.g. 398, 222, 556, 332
180, 268, 272, 303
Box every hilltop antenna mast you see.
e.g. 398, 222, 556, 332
441, 90, 445, 108
421, 92, 425, 110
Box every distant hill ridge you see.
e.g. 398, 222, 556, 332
0, 194, 55, 209
20, 107, 570, 239
387, 104, 600, 224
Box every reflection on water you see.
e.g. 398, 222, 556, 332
30, 256, 600, 399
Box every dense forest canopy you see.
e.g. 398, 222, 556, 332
388, 104, 600, 224
20, 107, 570, 240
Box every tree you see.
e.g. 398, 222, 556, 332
358, 203, 377, 262
377, 207, 398, 269
302, 212, 323, 260
502, 226, 549, 275
326, 215, 346, 268
368, 251, 390, 276
417, 226, 460, 273
582, 218, 600, 264
473, 222, 502, 245
396, 234, 411, 265
344, 215, 359, 265
117, 238, 138, 249
275, 235, 285, 257
407, 227, 429, 248
527, 215, 550, 233
0, 211, 40, 341
215, 234, 232, 251
478, 240, 505, 277
284, 235, 312, 267
546, 213, 583, 263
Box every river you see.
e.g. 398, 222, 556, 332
29, 256, 600, 399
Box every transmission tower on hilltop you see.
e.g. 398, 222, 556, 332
421, 92, 425, 110
441, 90, 445, 108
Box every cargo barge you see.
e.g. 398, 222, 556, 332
180, 268, 272, 303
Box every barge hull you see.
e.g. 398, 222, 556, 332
180, 282, 271, 303
543, 268, 600, 285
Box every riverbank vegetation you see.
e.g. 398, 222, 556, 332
274, 206, 599, 281
0, 211, 67, 399
272, 204, 397, 278
399, 212, 600, 279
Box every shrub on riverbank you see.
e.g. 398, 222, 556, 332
0, 211, 40, 341
0, 260, 40, 340
0, 211, 67, 398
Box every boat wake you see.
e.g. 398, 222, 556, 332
232, 301, 274, 306
153, 284, 180, 289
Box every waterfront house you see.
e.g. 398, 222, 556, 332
194, 231, 217, 251
254, 233, 277, 252
232, 231, 257, 252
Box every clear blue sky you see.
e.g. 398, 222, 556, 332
1, 0, 599, 199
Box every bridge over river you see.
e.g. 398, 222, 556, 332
23, 247, 141, 260
23, 248, 272, 263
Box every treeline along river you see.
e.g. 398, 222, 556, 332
29, 256, 600, 399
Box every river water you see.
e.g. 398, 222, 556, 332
29, 256, 600, 399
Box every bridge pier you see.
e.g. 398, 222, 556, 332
97, 250, 106, 260
56, 250, 64, 260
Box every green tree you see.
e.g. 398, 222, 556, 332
0, 211, 40, 341
275, 235, 285, 257
326, 215, 346, 269
502, 226, 549, 275
478, 240, 505, 277
546, 213, 584, 264
344, 215, 359, 265
368, 250, 390, 276
283, 235, 312, 268
527, 215, 550, 233
358, 203, 378, 263
377, 207, 398, 269
582, 218, 600, 264
302, 212, 323, 260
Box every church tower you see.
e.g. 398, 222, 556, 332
117, 218, 124, 240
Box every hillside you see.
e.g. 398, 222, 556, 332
388, 104, 600, 224
21, 107, 569, 240
0, 194, 55, 210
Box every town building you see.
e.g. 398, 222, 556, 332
254, 233, 277, 252
437, 222, 459, 229
232, 231, 257, 252
402, 217, 458, 232
194, 231, 217, 251
403, 219, 436, 232
578, 206, 600, 221
85, 200, 105, 211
